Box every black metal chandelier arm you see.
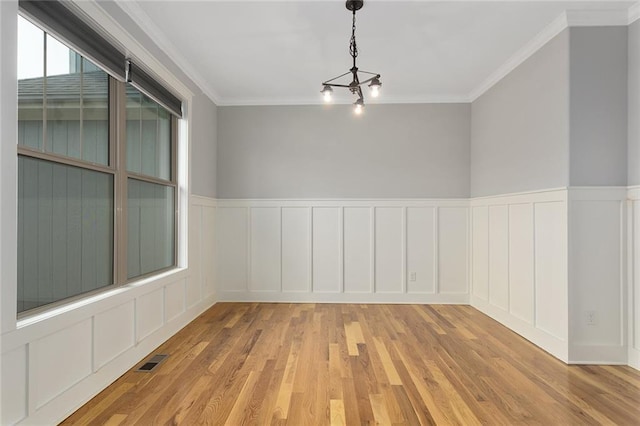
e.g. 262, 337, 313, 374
325, 74, 380, 89
358, 70, 381, 76
323, 83, 354, 88
355, 75, 380, 86
322, 70, 353, 85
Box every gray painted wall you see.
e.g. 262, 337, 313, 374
630, 20, 640, 186
570, 26, 628, 186
191, 93, 217, 198
217, 103, 470, 199
471, 30, 570, 197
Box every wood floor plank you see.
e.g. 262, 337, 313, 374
349, 345, 376, 423
62, 303, 640, 425
344, 320, 364, 356
71, 382, 133, 425
380, 383, 405, 425
224, 370, 259, 425
390, 343, 456, 425
392, 384, 425, 425
341, 377, 362, 426
195, 329, 263, 425
374, 337, 403, 385
370, 392, 393, 425
252, 356, 285, 425
329, 399, 346, 426
102, 414, 127, 426
328, 343, 343, 400
272, 338, 301, 420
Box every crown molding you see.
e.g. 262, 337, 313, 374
468, 12, 568, 102
629, 2, 640, 25
116, 0, 221, 105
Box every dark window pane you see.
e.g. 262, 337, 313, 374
126, 85, 171, 180
158, 107, 171, 179
45, 35, 110, 166
46, 34, 81, 158
126, 89, 142, 174
140, 96, 158, 177
127, 178, 174, 279
82, 58, 109, 165
17, 156, 114, 313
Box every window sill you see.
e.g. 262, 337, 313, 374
7, 267, 188, 350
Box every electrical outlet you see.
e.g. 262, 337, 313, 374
409, 272, 417, 282
586, 311, 597, 326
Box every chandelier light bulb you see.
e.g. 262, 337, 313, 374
354, 98, 364, 115
321, 85, 333, 103
369, 77, 381, 98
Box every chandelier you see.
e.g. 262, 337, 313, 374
321, 0, 381, 114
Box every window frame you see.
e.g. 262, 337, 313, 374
16, 12, 181, 317
116, 81, 179, 284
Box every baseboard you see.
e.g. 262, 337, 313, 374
568, 343, 628, 365
471, 295, 568, 362
629, 347, 640, 371
22, 294, 217, 425
217, 291, 469, 304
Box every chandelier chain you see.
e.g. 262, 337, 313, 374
349, 11, 358, 59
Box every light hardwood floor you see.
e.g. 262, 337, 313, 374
63, 303, 640, 425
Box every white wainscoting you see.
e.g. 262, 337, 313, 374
568, 188, 628, 364
0, 195, 217, 425
470, 187, 630, 365
470, 189, 569, 362
216, 199, 469, 303
629, 186, 640, 371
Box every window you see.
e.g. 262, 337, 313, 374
17, 9, 181, 314
125, 85, 177, 280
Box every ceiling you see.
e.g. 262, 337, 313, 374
121, 1, 637, 105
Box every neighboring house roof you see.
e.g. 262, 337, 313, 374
19, 71, 108, 102
18, 71, 141, 102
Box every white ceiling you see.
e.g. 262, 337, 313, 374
122, 1, 637, 105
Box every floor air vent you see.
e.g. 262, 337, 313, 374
135, 354, 168, 372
